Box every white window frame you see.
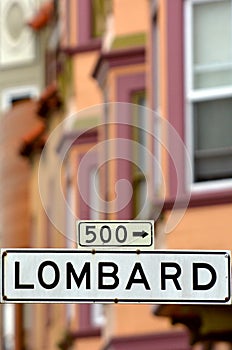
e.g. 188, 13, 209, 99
1, 85, 39, 112
90, 303, 105, 328
184, 0, 232, 193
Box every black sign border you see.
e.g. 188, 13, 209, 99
2, 249, 231, 304
77, 221, 154, 247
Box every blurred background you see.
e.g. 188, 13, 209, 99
0, 0, 232, 349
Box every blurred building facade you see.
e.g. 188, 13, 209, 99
1, 1, 232, 350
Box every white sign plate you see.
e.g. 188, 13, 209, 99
1, 249, 230, 304
77, 220, 154, 250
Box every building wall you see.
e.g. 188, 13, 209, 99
61, 1, 191, 349
0, 101, 41, 248
2, 1, 231, 350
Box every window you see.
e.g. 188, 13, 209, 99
1, 85, 39, 111
185, 0, 232, 186
91, 0, 105, 38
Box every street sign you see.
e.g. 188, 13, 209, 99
77, 220, 154, 250
1, 249, 230, 304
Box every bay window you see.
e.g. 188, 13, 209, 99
185, 0, 232, 186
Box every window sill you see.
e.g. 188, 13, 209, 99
71, 327, 101, 339
190, 187, 232, 207
163, 186, 232, 210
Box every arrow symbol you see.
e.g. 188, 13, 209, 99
133, 230, 149, 238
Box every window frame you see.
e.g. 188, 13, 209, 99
77, 0, 102, 50
131, 91, 150, 219
116, 72, 147, 219
184, 0, 232, 193
1, 85, 39, 111
66, 130, 103, 335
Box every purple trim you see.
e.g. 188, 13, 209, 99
77, 150, 99, 333
78, 0, 91, 45
71, 328, 101, 339
115, 73, 145, 219
60, 0, 101, 53
93, 47, 145, 80
117, 73, 145, 102
190, 190, 232, 207
166, 0, 185, 198
164, 1, 232, 208
78, 151, 97, 219
103, 331, 191, 350
76, 0, 102, 51
163, 190, 232, 211
56, 129, 97, 155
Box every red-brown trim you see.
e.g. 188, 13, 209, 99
103, 331, 191, 350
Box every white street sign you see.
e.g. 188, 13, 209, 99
1, 249, 230, 304
77, 220, 154, 250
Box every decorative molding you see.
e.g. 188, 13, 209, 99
71, 327, 101, 339
111, 32, 146, 50
162, 189, 232, 211
0, 0, 36, 66
103, 331, 191, 350
60, 40, 101, 55
56, 129, 98, 158
115, 72, 146, 219
93, 46, 145, 84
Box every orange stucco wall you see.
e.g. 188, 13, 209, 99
114, 0, 149, 36
73, 52, 102, 110
166, 204, 232, 251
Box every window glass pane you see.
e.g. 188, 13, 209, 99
194, 98, 232, 181
195, 153, 232, 182
193, 0, 232, 89
194, 98, 232, 150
